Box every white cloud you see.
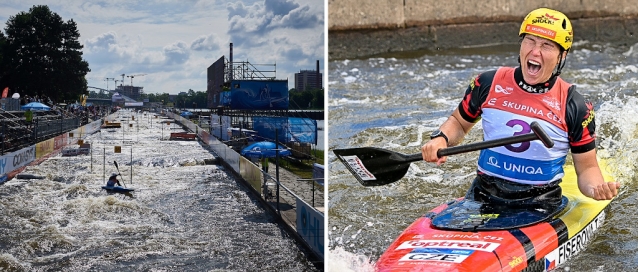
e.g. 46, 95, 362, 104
190, 34, 222, 51
0, 0, 324, 94
84, 31, 135, 63
163, 41, 190, 65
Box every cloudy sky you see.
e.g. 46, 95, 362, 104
0, 0, 325, 95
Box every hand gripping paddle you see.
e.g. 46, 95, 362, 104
333, 121, 554, 186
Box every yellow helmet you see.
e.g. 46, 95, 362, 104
519, 8, 573, 51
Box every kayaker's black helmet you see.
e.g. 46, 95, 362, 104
110, 173, 118, 178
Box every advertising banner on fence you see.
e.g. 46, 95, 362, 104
253, 117, 317, 144
288, 117, 317, 145
54, 133, 68, 150
0, 146, 35, 177
36, 139, 55, 159
253, 117, 288, 143
239, 156, 261, 192
296, 199, 324, 259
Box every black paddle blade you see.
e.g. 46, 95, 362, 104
334, 122, 552, 186
333, 147, 416, 186
114, 161, 119, 169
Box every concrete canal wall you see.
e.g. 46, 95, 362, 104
0, 118, 103, 182
166, 112, 325, 266
329, 0, 638, 59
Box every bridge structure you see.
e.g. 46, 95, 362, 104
87, 86, 138, 103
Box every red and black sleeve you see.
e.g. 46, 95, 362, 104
565, 86, 597, 153
457, 70, 496, 123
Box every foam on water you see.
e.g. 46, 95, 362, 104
0, 110, 317, 271
327, 246, 375, 272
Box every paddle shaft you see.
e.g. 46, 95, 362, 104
114, 161, 127, 188
403, 131, 544, 162
334, 121, 553, 186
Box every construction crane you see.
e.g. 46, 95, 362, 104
105, 78, 115, 91
127, 73, 147, 86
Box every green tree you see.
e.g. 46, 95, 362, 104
191, 89, 208, 108
88, 90, 110, 99
0, 5, 90, 103
289, 88, 323, 109
155, 93, 171, 104
141, 92, 171, 104
0, 31, 6, 88
311, 88, 324, 109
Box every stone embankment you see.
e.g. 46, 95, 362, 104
329, 0, 638, 59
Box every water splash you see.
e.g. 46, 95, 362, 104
328, 246, 375, 272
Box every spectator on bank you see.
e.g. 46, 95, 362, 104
25, 108, 33, 128
261, 156, 269, 173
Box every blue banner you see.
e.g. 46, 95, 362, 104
253, 117, 288, 143
220, 91, 231, 107
252, 117, 317, 145
228, 80, 289, 110
288, 117, 317, 145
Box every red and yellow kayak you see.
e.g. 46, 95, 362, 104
375, 161, 614, 271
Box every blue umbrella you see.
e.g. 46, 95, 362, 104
21, 102, 51, 111
241, 141, 291, 158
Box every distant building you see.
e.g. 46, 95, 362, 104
295, 70, 322, 91
114, 85, 144, 101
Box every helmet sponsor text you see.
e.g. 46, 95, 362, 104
525, 24, 557, 39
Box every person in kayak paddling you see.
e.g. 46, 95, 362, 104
106, 173, 122, 187
421, 7, 620, 206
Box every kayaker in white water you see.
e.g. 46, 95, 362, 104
421, 7, 620, 206
106, 173, 122, 187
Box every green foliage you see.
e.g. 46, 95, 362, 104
143, 92, 172, 105
279, 149, 325, 179
0, 31, 7, 71
88, 90, 111, 99
289, 88, 324, 109
141, 89, 208, 109
0, 5, 90, 102
0, 32, 6, 82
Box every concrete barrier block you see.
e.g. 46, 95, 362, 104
404, 0, 523, 25
329, 0, 638, 59
430, 22, 520, 49
575, 17, 638, 45
330, 0, 638, 30
329, 22, 520, 60
329, 0, 405, 30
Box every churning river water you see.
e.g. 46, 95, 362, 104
328, 42, 638, 271
0, 110, 317, 271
